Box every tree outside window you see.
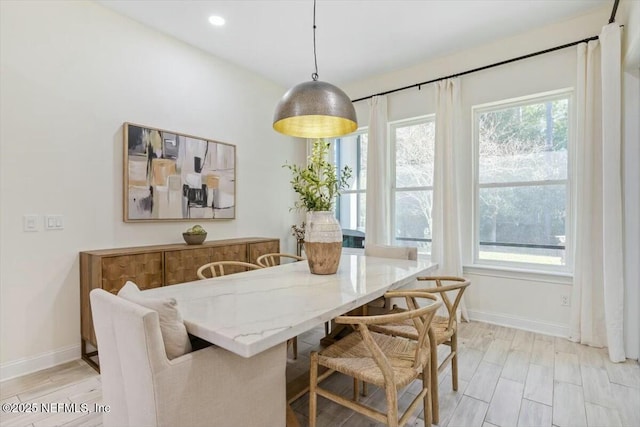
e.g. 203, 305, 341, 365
392, 117, 435, 255
475, 92, 571, 268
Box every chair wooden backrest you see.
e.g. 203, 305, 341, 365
416, 276, 470, 332
196, 261, 262, 279
256, 253, 304, 268
335, 291, 441, 380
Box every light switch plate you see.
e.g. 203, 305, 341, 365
45, 215, 64, 230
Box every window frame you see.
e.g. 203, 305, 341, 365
471, 88, 574, 273
389, 114, 436, 254
332, 129, 368, 232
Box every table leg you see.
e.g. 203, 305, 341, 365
286, 404, 300, 427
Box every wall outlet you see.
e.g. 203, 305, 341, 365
561, 295, 570, 307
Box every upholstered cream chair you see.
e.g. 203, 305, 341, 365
90, 288, 286, 427
196, 261, 262, 279
309, 291, 441, 427
370, 276, 471, 424
256, 252, 304, 267
364, 244, 418, 261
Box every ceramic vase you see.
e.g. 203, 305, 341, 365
304, 211, 342, 274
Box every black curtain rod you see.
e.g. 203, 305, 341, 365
352, 34, 599, 103
351, 0, 622, 102
352, 0, 621, 104
609, 0, 620, 24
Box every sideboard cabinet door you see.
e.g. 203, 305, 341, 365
101, 253, 164, 294
210, 244, 248, 275
164, 247, 213, 285
248, 240, 280, 264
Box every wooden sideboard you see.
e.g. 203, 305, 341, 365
80, 237, 279, 369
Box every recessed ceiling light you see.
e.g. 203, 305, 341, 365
208, 15, 225, 26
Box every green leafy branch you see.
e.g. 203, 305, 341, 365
284, 139, 353, 212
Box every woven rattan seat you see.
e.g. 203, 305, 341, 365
309, 290, 441, 427
372, 313, 455, 344
369, 276, 470, 425
318, 331, 422, 389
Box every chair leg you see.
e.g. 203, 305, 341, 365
451, 334, 458, 391
423, 357, 432, 427
293, 337, 298, 360
361, 381, 368, 396
430, 341, 439, 425
384, 383, 399, 427
353, 378, 359, 402
309, 352, 319, 427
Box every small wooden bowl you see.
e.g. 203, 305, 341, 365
183, 232, 207, 245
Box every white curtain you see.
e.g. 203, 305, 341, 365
365, 95, 390, 247
432, 78, 468, 320
571, 23, 625, 362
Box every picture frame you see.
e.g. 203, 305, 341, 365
123, 122, 236, 222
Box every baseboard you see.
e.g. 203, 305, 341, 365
467, 309, 569, 338
0, 344, 80, 382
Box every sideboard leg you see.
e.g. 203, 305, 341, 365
81, 340, 100, 372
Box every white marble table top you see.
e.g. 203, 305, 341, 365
142, 253, 437, 358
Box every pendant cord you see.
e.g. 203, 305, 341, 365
312, 0, 319, 81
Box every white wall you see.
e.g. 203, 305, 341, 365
345, 5, 639, 358
0, 0, 304, 378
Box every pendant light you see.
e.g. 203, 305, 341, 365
273, 0, 357, 138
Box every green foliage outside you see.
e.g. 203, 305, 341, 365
285, 139, 353, 212
329, 97, 570, 265
478, 98, 569, 259
393, 121, 435, 252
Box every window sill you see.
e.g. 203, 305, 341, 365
463, 264, 573, 285
342, 247, 364, 255
342, 247, 432, 261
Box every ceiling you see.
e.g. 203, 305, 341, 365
97, 0, 610, 88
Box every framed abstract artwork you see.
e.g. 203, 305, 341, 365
124, 123, 236, 221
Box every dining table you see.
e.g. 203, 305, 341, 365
142, 252, 437, 426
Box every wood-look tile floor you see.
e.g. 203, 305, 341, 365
1, 321, 638, 427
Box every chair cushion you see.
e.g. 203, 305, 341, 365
118, 281, 192, 360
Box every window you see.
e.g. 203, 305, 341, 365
473, 90, 571, 269
333, 118, 435, 253
334, 131, 367, 248
391, 117, 435, 255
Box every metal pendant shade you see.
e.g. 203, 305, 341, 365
273, 80, 357, 138
272, 0, 357, 139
